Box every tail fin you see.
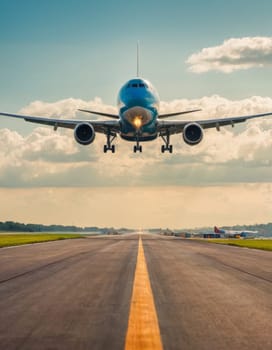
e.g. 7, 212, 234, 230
137, 41, 140, 77
214, 226, 224, 234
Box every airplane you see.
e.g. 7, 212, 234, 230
1, 52, 272, 153
214, 226, 258, 238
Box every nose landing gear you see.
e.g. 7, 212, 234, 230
133, 136, 142, 153
133, 133, 143, 153
133, 144, 142, 153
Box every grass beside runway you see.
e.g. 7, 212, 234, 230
0, 233, 84, 248
207, 239, 272, 251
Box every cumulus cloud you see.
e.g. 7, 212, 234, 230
187, 37, 272, 73
161, 95, 272, 119
19, 97, 118, 119
0, 95, 272, 187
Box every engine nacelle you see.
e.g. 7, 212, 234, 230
74, 123, 95, 145
183, 122, 203, 145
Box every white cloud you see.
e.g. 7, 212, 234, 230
0, 95, 271, 187
19, 97, 117, 119
187, 37, 272, 73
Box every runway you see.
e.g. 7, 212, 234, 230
0, 234, 271, 350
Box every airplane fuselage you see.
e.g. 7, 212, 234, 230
117, 78, 160, 141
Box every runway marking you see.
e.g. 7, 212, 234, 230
125, 236, 163, 350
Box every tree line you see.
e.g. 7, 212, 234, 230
0, 221, 105, 233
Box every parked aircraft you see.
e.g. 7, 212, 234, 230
1, 56, 272, 153
214, 226, 258, 238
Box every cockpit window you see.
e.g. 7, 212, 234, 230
126, 82, 148, 88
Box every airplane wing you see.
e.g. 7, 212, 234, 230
0, 112, 120, 135
158, 109, 201, 118
77, 109, 119, 119
157, 112, 272, 136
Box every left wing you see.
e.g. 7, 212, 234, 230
0, 112, 120, 134
158, 112, 272, 136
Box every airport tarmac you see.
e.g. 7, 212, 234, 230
0, 234, 271, 350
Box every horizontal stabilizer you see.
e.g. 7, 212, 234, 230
158, 109, 201, 119
78, 109, 119, 119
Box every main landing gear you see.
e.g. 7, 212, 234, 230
103, 132, 116, 153
160, 131, 173, 153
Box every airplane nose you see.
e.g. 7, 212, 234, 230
124, 107, 152, 129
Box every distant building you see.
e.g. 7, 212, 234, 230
194, 233, 222, 239
174, 232, 192, 238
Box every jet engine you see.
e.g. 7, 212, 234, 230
74, 123, 95, 145
183, 123, 203, 145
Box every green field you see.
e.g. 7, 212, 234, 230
0, 233, 84, 248
208, 239, 272, 251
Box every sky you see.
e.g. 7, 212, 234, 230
0, 0, 272, 229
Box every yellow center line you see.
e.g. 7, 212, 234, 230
125, 235, 163, 350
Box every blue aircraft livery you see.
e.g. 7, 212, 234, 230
1, 74, 272, 153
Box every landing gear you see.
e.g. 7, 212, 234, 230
160, 131, 173, 153
133, 144, 142, 153
104, 144, 115, 153
133, 133, 143, 153
161, 144, 173, 153
103, 132, 116, 153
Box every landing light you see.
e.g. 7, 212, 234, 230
133, 116, 143, 129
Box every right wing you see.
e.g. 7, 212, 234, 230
158, 109, 201, 119
158, 112, 272, 136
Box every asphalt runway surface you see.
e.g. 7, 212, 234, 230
0, 234, 271, 350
